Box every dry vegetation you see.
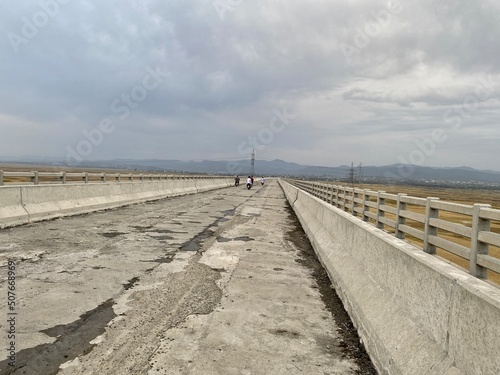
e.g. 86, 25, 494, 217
336, 182, 500, 285
0, 163, 182, 184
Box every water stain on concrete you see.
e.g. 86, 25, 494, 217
180, 230, 213, 252
149, 235, 174, 241
100, 232, 128, 238
146, 229, 187, 234
180, 210, 235, 252
123, 277, 140, 290
0, 300, 116, 375
269, 329, 301, 339
131, 225, 154, 231
141, 255, 174, 264
218, 236, 254, 243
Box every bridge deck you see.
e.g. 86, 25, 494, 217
0, 181, 375, 374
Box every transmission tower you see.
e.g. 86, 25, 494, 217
250, 149, 255, 176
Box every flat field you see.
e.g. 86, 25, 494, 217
337, 182, 500, 285
0, 163, 181, 184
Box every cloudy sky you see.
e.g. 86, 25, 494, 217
1, 0, 500, 170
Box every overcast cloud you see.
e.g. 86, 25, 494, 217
1, 0, 500, 170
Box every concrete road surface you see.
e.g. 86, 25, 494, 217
0, 180, 376, 374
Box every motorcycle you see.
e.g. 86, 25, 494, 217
246, 182, 252, 190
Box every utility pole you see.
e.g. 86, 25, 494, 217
251, 149, 255, 177
349, 162, 355, 186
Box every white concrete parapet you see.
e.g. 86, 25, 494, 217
0, 178, 232, 228
279, 179, 500, 375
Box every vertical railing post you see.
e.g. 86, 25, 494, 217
83, 172, 89, 183
361, 189, 369, 221
353, 189, 359, 216
32, 171, 39, 185
341, 186, 347, 211
116, 174, 121, 183
101, 173, 106, 183
140, 174, 144, 181
329, 184, 334, 205
376, 191, 386, 229
470, 204, 491, 278
395, 193, 407, 239
423, 197, 440, 254
0, 171, 4, 186
60, 172, 67, 184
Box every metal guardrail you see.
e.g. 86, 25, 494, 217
0, 171, 221, 186
288, 179, 500, 281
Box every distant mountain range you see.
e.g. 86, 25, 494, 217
2, 156, 500, 186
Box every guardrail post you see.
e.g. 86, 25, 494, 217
395, 193, 407, 239
60, 172, 67, 184
83, 172, 89, 183
423, 197, 440, 254
362, 189, 370, 221
352, 189, 358, 216
101, 173, 106, 183
376, 191, 385, 229
341, 187, 346, 210
0, 171, 3, 186
470, 204, 491, 278
333, 186, 338, 207
140, 174, 144, 181
329, 184, 334, 205
116, 174, 121, 183
32, 171, 39, 185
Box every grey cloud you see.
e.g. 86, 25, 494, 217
1, 0, 500, 169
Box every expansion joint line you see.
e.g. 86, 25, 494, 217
19, 187, 30, 222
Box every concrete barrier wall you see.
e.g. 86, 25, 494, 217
279, 180, 500, 375
0, 178, 232, 229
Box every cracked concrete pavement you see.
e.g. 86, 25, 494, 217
0, 180, 375, 374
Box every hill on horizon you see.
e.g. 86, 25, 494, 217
2, 156, 500, 186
